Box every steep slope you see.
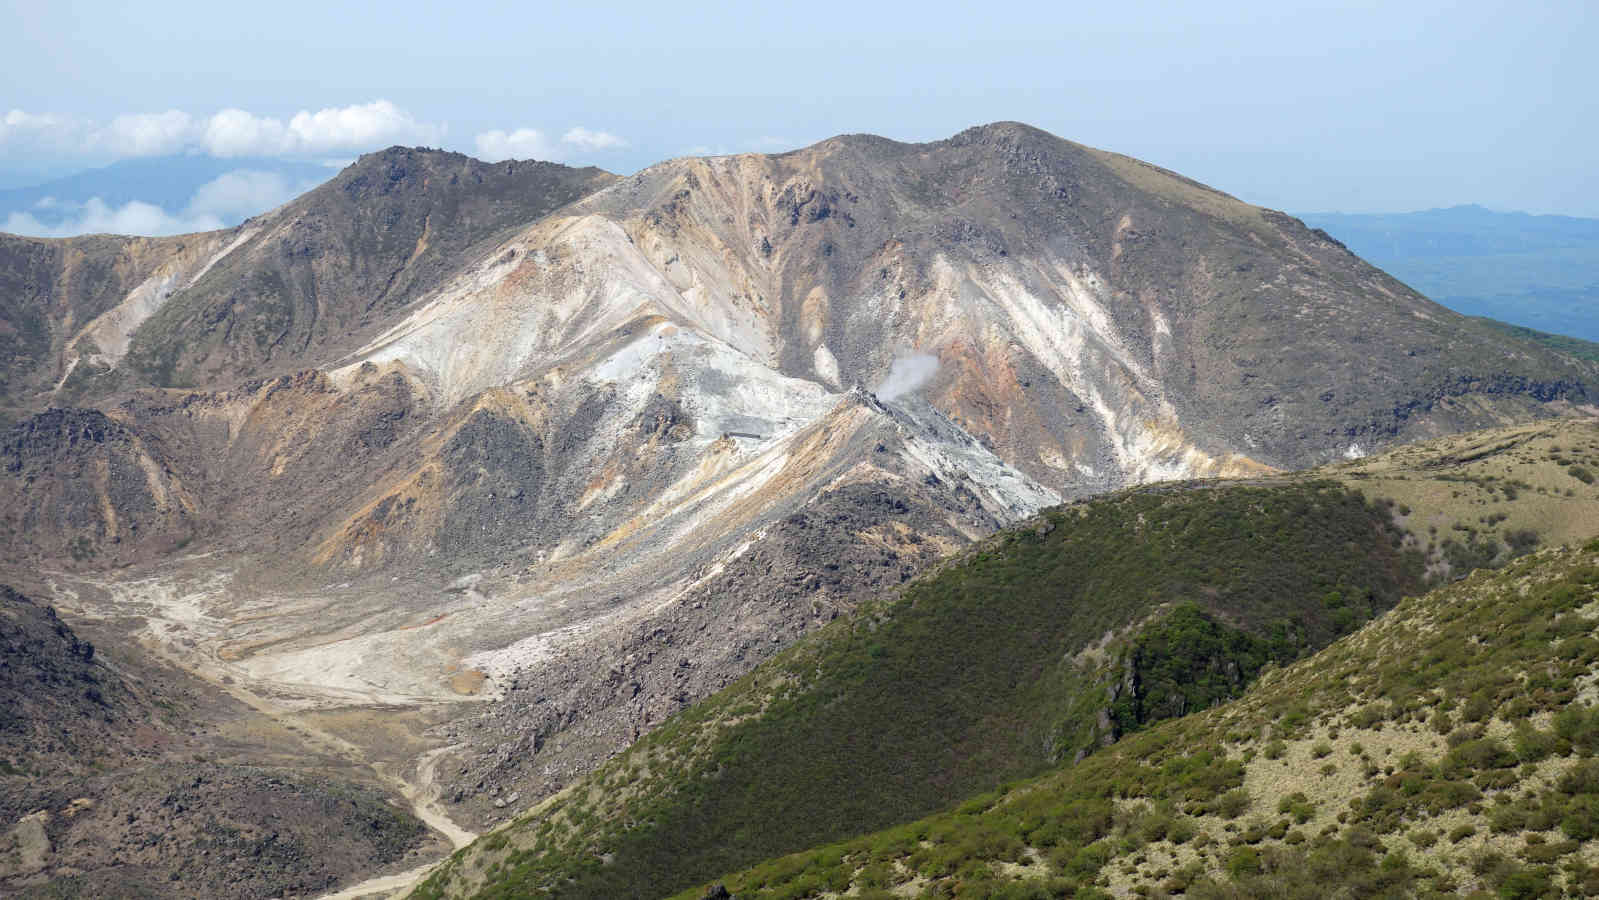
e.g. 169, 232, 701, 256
0, 148, 616, 419
411, 480, 1427, 899
353, 122, 1594, 496
121, 148, 617, 390
0, 584, 167, 776
0, 230, 224, 423
5, 126, 1597, 898
0, 407, 200, 568
667, 539, 1599, 900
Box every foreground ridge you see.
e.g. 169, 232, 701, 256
669, 540, 1599, 898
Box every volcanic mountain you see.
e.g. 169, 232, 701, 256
0, 124, 1594, 894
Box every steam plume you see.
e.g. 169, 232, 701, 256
874, 352, 939, 401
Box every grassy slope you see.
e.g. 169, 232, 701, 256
415, 481, 1424, 899
675, 540, 1599, 899
1325, 418, 1599, 573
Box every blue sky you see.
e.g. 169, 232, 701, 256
3, 0, 1595, 224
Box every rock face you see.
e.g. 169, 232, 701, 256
0, 585, 136, 774
0, 408, 198, 567
0, 123, 1594, 838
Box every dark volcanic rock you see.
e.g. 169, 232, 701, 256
121, 149, 617, 391
0, 408, 197, 568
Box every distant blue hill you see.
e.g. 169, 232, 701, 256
1300, 205, 1599, 342
0, 155, 336, 233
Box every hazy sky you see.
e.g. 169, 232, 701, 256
3, 0, 1595, 215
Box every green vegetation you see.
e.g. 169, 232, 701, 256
663, 542, 1599, 899
415, 482, 1423, 899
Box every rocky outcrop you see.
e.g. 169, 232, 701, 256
0, 408, 198, 568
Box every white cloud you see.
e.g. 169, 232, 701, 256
2, 108, 68, 134
474, 125, 629, 162
186, 170, 313, 220
201, 100, 443, 157
0, 109, 89, 156
4, 168, 324, 237
101, 110, 196, 157
0, 100, 444, 163
287, 100, 440, 153
3, 198, 224, 238
474, 127, 555, 162
202, 108, 292, 156
560, 126, 626, 150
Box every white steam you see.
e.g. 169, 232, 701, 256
874, 352, 940, 401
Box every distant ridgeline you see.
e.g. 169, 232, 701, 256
1301, 204, 1599, 343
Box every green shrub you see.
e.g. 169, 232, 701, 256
1225, 846, 1262, 878
1212, 790, 1252, 819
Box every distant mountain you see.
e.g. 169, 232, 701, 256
0, 155, 336, 236
0, 154, 335, 215
1301, 205, 1599, 341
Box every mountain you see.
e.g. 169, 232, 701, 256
1300, 205, 1599, 342
1472, 319, 1599, 364
411, 417, 1599, 899
2, 124, 1598, 897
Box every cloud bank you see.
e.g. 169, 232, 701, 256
0, 100, 444, 162
3, 169, 321, 237
3, 102, 631, 170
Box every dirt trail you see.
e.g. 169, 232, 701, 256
306, 746, 476, 898
142, 635, 478, 898
312, 861, 442, 900
393, 744, 477, 850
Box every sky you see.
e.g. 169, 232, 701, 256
2, 0, 1596, 234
